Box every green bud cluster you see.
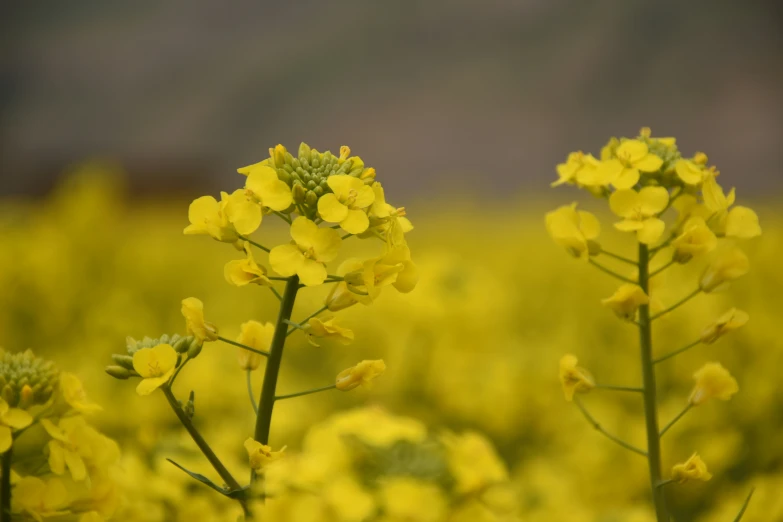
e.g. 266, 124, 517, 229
105, 334, 195, 380
0, 350, 59, 408
270, 143, 375, 217
353, 438, 454, 491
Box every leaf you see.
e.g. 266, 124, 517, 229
166, 458, 248, 500
732, 488, 755, 522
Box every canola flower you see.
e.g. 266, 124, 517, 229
105, 143, 418, 517
547, 127, 761, 522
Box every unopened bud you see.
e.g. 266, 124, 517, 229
105, 366, 132, 380
360, 167, 376, 180
693, 152, 708, 165
293, 183, 307, 204
298, 142, 311, 162
184, 391, 195, 418
325, 282, 359, 312
238, 349, 263, 371
112, 354, 135, 370
305, 190, 318, 207
187, 338, 203, 359
18, 385, 34, 409
172, 336, 192, 354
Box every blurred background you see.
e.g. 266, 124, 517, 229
1, 2, 782, 522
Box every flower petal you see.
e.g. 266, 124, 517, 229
612, 168, 640, 190
313, 228, 342, 263
341, 209, 370, 235
317, 194, 349, 223
638, 218, 665, 244
298, 259, 328, 286
352, 185, 376, 209
2, 408, 32, 430
634, 153, 663, 173
269, 244, 304, 277
64, 449, 87, 481
609, 190, 639, 218
326, 175, 361, 198
290, 217, 318, 249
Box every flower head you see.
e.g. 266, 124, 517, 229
671, 217, 718, 263
60, 372, 102, 414
689, 362, 739, 406
317, 175, 375, 234
236, 321, 274, 370
269, 217, 341, 286
0, 397, 33, 453
596, 139, 664, 189
224, 242, 271, 287
700, 248, 749, 292
609, 187, 669, 244
181, 297, 219, 343
132, 344, 178, 396
558, 354, 595, 402
601, 284, 649, 322
671, 453, 712, 484
244, 438, 286, 471
336, 360, 386, 391
306, 317, 354, 347
700, 308, 749, 344
545, 204, 600, 259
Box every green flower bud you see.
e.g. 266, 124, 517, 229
314, 185, 324, 197
299, 142, 311, 161
112, 354, 135, 370
0, 349, 60, 407
172, 336, 193, 354
187, 338, 203, 359
293, 183, 307, 204
307, 180, 317, 190
159, 334, 170, 344
184, 390, 195, 419
105, 365, 132, 380
305, 190, 318, 208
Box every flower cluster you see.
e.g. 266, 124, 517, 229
548, 128, 760, 520
0, 349, 120, 521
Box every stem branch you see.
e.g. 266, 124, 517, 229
651, 289, 701, 321
653, 340, 702, 365
588, 259, 637, 284
218, 337, 270, 357
276, 384, 337, 401
247, 370, 258, 414
660, 404, 693, 438
574, 398, 647, 458
238, 236, 270, 253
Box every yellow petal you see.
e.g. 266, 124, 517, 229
341, 209, 370, 235
634, 153, 663, 173
246, 166, 293, 211
298, 259, 328, 287
725, 206, 761, 239
616, 140, 649, 163
41, 419, 68, 442
614, 220, 644, 232
132, 348, 155, 378
612, 167, 640, 190
1, 408, 32, 430
289, 217, 318, 249
312, 228, 342, 263
352, 185, 376, 209
675, 160, 703, 185
135, 372, 173, 396
64, 449, 87, 481
327, 175, 362, 198
638, 186, 670, 215
609, 190, 639, 218
225, 190, 262, 236
578, 211, 600, 240
393, 261, 419, 293
151, 344, 178, 373
594, 159, 623, 186
184, 196, 220, 234
317, 194, 349, 223
48, 441, 66, 475
269, 244, 304, 277
0, 426, 11, 453
637, 218, 665, 244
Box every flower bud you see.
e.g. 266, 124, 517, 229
336, 360, 386, 391
105, 366, 132, 380
700, 308, 749, 344
111, 354, 135, 370
292, 182, 307, 204
187, 339, 203, 359
700, 249, 749, 292
305, 190, 318, 208
238, 349, 263, 371
184, 391, 195, 419
325, 282, 359, 312
671, 453, 712, 484
298, 142, 311, 162
172, 336, 193, 354
601, 284, 649, 322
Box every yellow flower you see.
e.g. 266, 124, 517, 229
132, 344, 178, 396
236, 320, 274, 370
354, 245, 418, 297
609, 187, 669, 244
674, 156, 707, 185
671, 453, 712, 484
545, 204, 600, 259
181, 297, 219, 343
324, 258, 373, 312
558, 354, 595, 402
596, 139, 664, 189
380, 477, 447, 522
244, 165, 293, 211
700, 248, 750, 292
224, 242, 271, 287
269, 217, 342, 286
317, 175, 375, 234
335, 360, 386, 391
366, 182, 413, 247
244, 438, 286, 471
442, 431, 509, 495
183, 190, 261, 242
601, 284, 649, 322
700, 308, 750, 344
689, 362, 739, 406
671, 217, 718, 263
553, 152, 600, 187
305, 317, 354, 347
60, 372, 102, 414
41, 416, 110, 482
12, 476, 68, 520
702, 174, 762, 239
0, 397, 33, 453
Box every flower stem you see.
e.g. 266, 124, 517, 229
247, 370, 258, 414
595, 384, 644, 393
650, 259, 676, 278
273, 211, 292, 224
733, 488, 756, 522
660, 404, 693, 438
601, 250, 637, 266
287, 305, 328, 336
653, 339, 702, 365
651, 288, 701, 321
638, 243, 669, 522
161, 386, 249, 515
268, 286, 282, 302
588, 259, 637, 284
238, 236, 270, 253
1, 446, 12, 522
253, 276, 299, 482
574, 398, 647, 457
218, 336, 270, 357
276, 384, 337, 401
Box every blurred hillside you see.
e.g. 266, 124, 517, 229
2, 1, 782, 198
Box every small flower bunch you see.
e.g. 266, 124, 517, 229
106, 143, 417, 517
0, 349, 120, 521
548, 128, 760, 522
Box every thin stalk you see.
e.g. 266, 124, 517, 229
574, 398, 648, 457
341, 233, 353, 240
169, 357, 190, 386
273, 211, 292, 224
660, 404, 693, 438
238, 236, 270, 253
651, 289, 701, 321
287, 305, 328, 336
657, 479, 675, 489
595, 384, 644, 393
218, 336, 270, 357
268, 286, 282, 302
253, 276, 300, 481
275, 384, 337, 401
588, 259, 637, 284
638, 242, 669, 522
1, 446, 12, 522
650, 259, 676, 278
161, 386, 249, 515
733, 488, 756, 522
246, 370, 258, 414
601, 250, 637, 266
654, 340, 702, 365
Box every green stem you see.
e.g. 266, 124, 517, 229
650, 259, 676, 278
653, 340, 702, 365
1, 446, 12, 522
638, 243, 669, 522
253, 276, 300, 481
651, 289, 701, 321
287, 305, 328, 336
247, 370, 258, 414
238, 236, 270, 253
275, 384, 337, 401
218, 336, 270, 357
161, 386, 249, 515
595, 384, 644, 393
601, 250, 638, 265
169, 357, 190, 386
733, 488, 756, 522
268, 286, 282, 301
574, 398, 647, 457
588, 259, 637, 284
273, 211, 292, 224
341, 233, 353, 240
660, 404, 693, 438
